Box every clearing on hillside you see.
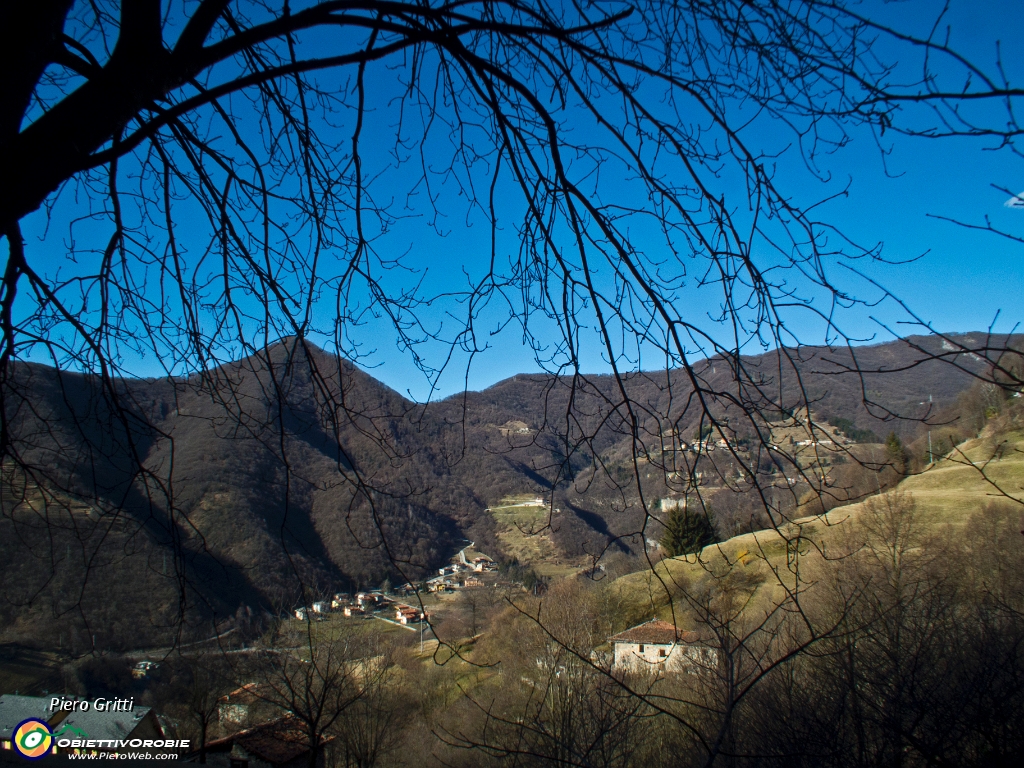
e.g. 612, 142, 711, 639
486, 497, 580, 577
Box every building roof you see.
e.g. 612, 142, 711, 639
218, 683, 262, 707
56, 707, 154, 743
608, 620, 702, 646
206, 716, 328, 766
0, 695, 60, 739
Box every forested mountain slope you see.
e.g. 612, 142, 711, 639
0, 333, 1017, 649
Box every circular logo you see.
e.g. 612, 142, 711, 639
12, 718, 53, 760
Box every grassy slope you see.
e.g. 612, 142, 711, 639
487, 496, 582, 577
611, 428, 1024, 623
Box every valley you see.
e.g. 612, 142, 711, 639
2, 334, 1023, 768
1, 332, 1020, 654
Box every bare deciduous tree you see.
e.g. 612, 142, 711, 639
245, 625, 395, 768
2, 2, 1021, 611
2, 2, 1024, 763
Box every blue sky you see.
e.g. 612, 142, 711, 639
365, 129, 1024, 401
16, 0, 1024, 401
352, 0, 1024, 400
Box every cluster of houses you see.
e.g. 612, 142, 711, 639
423, 553, 496, 593
672, 437, 739, 453
293, 600, 337, 621
294, 548, 498, 620
293, 591, 428, 626
497, 420, 534, 436
794, 437, 840, 447
340, 592, 389, 617
656, 419, 859, 459
294, 591, 383, 621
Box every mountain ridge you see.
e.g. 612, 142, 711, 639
1, 332, 1019, 649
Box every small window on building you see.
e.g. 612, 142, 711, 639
638, 644, 645, 653
659, 648, 667, 657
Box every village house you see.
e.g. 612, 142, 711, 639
342, 605, 364, 617
329, 594, 349, 610
310, 601, 329, 615
199, 715, 330, 768
1, 694, 169, 759
57, 706, 164, 757
609, 620, 717, 675
132, 660, 159, 679
218, 684, 262, 728
354, 595, 375, 611
355, 592, 389, 610
394, 605, 426, 624
426, 573, 462, 592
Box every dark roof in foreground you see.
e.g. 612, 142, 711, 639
0, 695, 58, 739
205, 716, 330, 765
57, 706, 154, 742
608, 620, 703, 645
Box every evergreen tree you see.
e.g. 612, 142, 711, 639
885, 431, 909, 473
661, 505, 718, 557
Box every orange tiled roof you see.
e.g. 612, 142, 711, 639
608, 619, 702, 645
218, 683, 261, 706
205, 715, 330, 765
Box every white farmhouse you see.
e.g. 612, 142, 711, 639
609, 619, 716, 674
